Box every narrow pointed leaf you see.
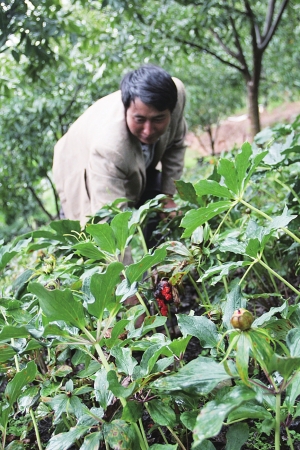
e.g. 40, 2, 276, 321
80, 432, 103, 450
46, 426, 89, 450
0, 325, 29, 341
177, 314, 219, 348
225, 423, 249, 450
125, 247, 167, 283
73, 242, 106, 260
147, 399, 176, 427
151, 356, 232, 395
286, 328, 300, 356
175, 179, 199, 204
193, 386, 256, 446
29, 283, 86, 329
180, 201, 232, 238
285, 372, 300, 412
111, 211, 132, 252
194, 180, 232, 199
217, 158, 238, 194
88, 262, 124, 319
86, 223, 116, 254
5, 361, 37, 406
235, 143, 252, 192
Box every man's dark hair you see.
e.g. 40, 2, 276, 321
120, 64, 178, 112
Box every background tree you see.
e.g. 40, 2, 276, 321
105, 0, 297, 138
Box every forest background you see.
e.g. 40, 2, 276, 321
0, 0, 300, 241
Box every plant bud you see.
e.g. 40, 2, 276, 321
230, 308, 254, 331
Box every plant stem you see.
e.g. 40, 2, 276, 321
286, 426, 295, 450
262, 254, 279, 293
258, 259, 300, 297
210, 201, 237, 244
240, 199, 300, 244
136, 291, 151, 316
29, 408, 43, 450
158, 427, 169, 444
274, 177, 300, 205
188, 273, 207, 305
138, 418, 149, 448
275, 392, 281, 450
166, 426, 187, 450
94, 343, 110, 372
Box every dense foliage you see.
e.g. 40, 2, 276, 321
1, 0, 300, 235
0, 117, 299, 449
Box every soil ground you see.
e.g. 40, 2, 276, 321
185, 101, 300, 156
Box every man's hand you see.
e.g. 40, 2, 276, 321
160, 196, 180, 220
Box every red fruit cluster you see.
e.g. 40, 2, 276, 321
154, 280, 173, 317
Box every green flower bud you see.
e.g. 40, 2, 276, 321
230, 308, 254, 331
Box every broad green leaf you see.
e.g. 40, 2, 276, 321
222, 285, 245, 329
284, 372, 300, 412
50, 219, 81, 236
122, 401, 143, 423
175, 179, 199, 204
135, 343, 168, 378
46, 426, 89, 450
147, 399, 176, 427
180, 201, 232, 238
193, 386, 256, 446
180, 410, 199, 431
103, 420, 138, 450
198, 261, 249, 286
5, 361, 37, 406
219, 238, 246, 255
194, 180, 232, 199
125, 247, 167, 283
266, 206, 297, 232
18, 386, 39, 411
29, 283, 86, 330
0, 325, 29, 341
235, 142, 252, 192
248, 329, 275, 373
227, 402, 272, 422
244, 150, 268, 187
252, 303, 287, 328
286, 328, 300, 356
217, 158, 238, 194
94, 368, 114, 410
236, 333, 251, 383
73, 242, 106, 260
88, 261, 124, 319
151, 356, 232, 395
80, 432, 103, 450
177, 314, 220, 348
225, 423, 249, 450
110, 211, 132, 252
86, 223, 116, 254
268, 354, 300, 381
245, 238, 260, 258
0, 238, 31, 271
110, 347, 138, 376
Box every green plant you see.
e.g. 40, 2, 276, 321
0, 117, 299, 449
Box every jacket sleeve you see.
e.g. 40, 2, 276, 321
87, 146, 128, 214
160, 78, 187, 196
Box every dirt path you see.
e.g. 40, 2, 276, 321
186, 101, 300, 156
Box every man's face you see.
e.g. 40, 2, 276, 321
126, 98, 171, 145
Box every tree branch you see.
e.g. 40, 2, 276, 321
28, 185, 54, 221
243, 0, 262, 46
260, 0, 290, 51
263, 0, 276, 37
173, 35, 246, 74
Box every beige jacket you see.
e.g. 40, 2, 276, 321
53, 77, 187, 224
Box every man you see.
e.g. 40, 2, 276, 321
53, 64, 187, 226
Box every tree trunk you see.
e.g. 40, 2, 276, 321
246, 79, 261, 139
